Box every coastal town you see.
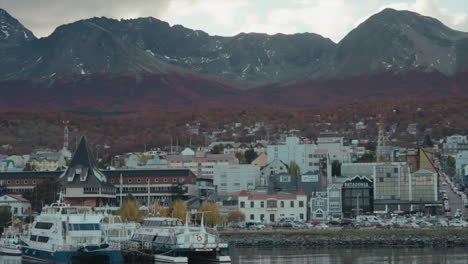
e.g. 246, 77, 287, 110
1, 120, 467, 230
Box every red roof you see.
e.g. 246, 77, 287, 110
238, 191, 306, 200
8, 194, 29, 202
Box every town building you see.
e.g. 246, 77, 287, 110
267, 136, 318, 174
327, 184, 343, 219
59, 137, 117, 207
316, 132, 351, 163
238, 190, 307, 223
309, 191, 328, 221
167, 151, 237, 178
251, 153, 268, 168
258, 159, 289, 190
341, 176, 374, 218
443, 135, 468, 156
213, 164, 259, 194
28, 151, 67, 171
0, 194, 31, 216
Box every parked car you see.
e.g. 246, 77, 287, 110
314, 223, 329, 230
245, 221, 266, 230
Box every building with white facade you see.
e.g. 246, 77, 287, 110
258, 159, 289, 190
327, 184, 342, 218
310, 191, 328, 221
267, 137, 319, 175
167, 151, 238, 178
238, 190, 307, 223
443, 135, 468, 156
317, 132, 352, 163
0, 194, 31, 216
213, 164, 259, 194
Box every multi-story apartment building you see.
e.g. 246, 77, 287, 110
166, 151, 237, 178
317, 132, 351, 163
213, 164, 259, 194
238, 190, 307, 223
443, 135, 468, 156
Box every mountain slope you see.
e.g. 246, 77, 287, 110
0, 8, 35, 47
327, 8, 468, 77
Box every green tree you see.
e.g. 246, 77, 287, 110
211, 144, 224, 154
289, 161, 300, 176
357, 153, 376, 163
244, 149, 258, 164
0, 207, 11, 233
23, 177, 61, 212
332, 160, 341, 176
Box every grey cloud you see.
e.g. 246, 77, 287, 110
0, 0, 172, 37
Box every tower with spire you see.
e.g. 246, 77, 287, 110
59, 136, 116, 206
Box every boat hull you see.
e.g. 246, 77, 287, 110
0, 246, 22, 256
22, 247, 124, 264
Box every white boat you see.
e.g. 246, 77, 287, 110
0, 226, 22, 256
21, 198, 123, 264
100, 214, 138, 243
126, 216, 230, 263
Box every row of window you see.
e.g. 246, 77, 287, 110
3, 180, 38, 185
110, 177, 186, 184
240, 200, 305, 208
30, 235, 49, 243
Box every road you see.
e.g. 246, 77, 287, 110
440, 172, 466, 217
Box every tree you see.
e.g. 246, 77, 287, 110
244, 149, 258, 164
332, 160, 341, 176
171, 200, 188, 223
23, 177, 61, 212
357, 153, 376, 163
0, 207, 11, 233
289, 161, 300, 176
198, 202, 223, 226
23, 163, 36, 172
226, 209, 245, 223
152, 201, 169, 217
211, 144, 224, 154
119, 199, 143, 222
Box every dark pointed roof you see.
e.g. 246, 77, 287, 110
60, 136, 113, 188
422, 134, 434, 147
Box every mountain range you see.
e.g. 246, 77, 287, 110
0, 7, 467, 111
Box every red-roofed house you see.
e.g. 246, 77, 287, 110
238, 191, 307, 223
0, 194, 31, 216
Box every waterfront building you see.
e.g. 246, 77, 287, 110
309, 191, 328, 221
213, 164, 259, 194
28, 151, 67, 171
238, 190, 307, 223
258, 159, 289, 190
341, 176, 374, 218
267, 137, 317, 174
443, 135, 468, 156
59, 137, 116, 207
316, 132, 351, 163
167, 150, 237, 178
0, 194, 31, 216
327, 184, 343, 219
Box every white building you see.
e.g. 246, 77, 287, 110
267, 137, 318, 174
443, 135, 468, 156
327, 184, 343, 219
0, 194, 31, 216
258, 159, 289, 189
317, 132, 351, 163
310, 191, 328, 221
238, 190, 307, 223
213, 164, 260, 194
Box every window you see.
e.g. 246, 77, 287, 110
30, 235, 37, 241
32, 180, 36, 184
164, 178, 168, 182
137, 179, 141, 183
15, 180, 19, 184
379, 178, 384, 182
386, 173, 391, 178
299, 201, 304, 207
6, 180, 10, 184
260, 201, 265, 208
250, 214, 254, 220
260, 214, 265, 221
281, 201, 284, 208
155, 178, 159, 183
240, 202, 245, 208
394, 168, 398, 173
37, 236, 49, 243
128, 179, 132, 183
146, 178, 150, 182
35, 222, 53, 229
110, 179, 114, 183
300, 213, 304, 220
24, 180, 28, 184
267, 200, 277, 208
173, 178, 177, 183
290, 201, 294, 207
68, 224, 100, 231
250, 201, 254, 208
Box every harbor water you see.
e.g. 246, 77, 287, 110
4, 247, 468, 264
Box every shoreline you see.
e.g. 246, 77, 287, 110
220, 229, 468, 248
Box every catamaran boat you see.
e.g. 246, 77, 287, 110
0, 226, 22, 256
100, 214, 138, 243
126, 216, 230, 263
21, 200, 123, 264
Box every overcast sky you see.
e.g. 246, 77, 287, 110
1, 0, 467, 42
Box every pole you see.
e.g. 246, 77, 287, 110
120, 174, 123, 207
356, 193, 360, 219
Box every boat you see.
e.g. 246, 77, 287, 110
0, 226, 22, 256
100, 214, 138, 243
20, 197, 124, 264
125, 216, 230, 263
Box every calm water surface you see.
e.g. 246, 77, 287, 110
3, 248, 468, 264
